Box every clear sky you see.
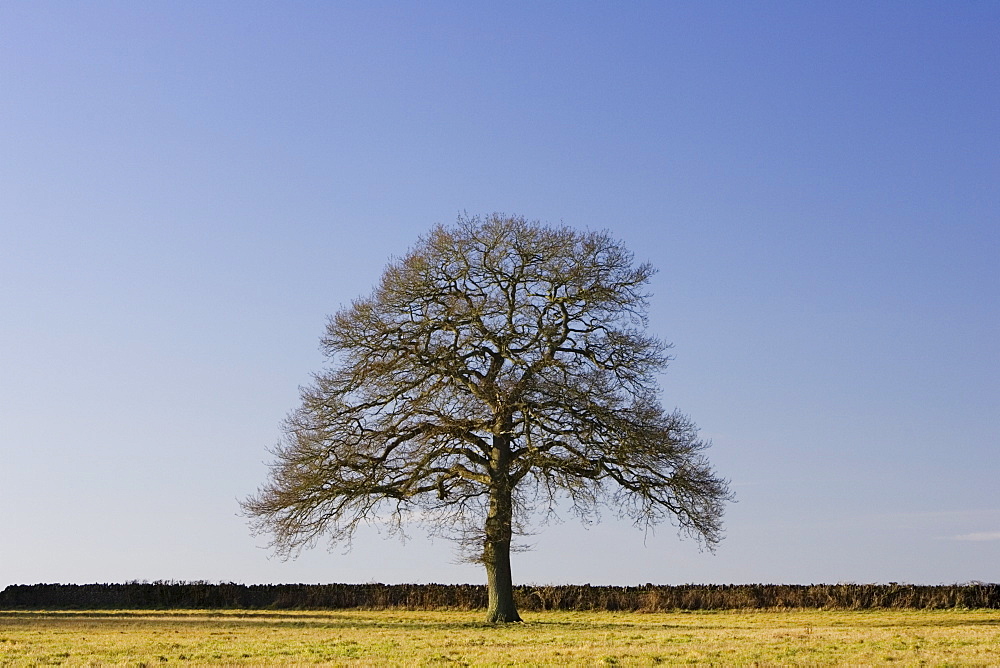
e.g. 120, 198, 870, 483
2, 1, 997, 589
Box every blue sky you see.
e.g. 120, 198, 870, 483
1, 1, 997, 588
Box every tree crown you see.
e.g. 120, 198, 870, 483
243, 214, 729, 560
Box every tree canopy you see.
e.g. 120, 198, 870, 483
243, 214, 730, 622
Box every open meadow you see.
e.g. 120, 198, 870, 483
1, 608, 999, 666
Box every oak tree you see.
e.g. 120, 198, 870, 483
243, 214, 730, 622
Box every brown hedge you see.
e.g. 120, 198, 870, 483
1, 582, 997, 610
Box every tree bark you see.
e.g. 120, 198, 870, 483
484, 434, 522, 623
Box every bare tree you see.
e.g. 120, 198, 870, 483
242, 214, 731, 622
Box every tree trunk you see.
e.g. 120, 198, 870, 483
484, 490, 521, 622
484, 433, 522, 623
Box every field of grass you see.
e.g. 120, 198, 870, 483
1, 608, 998, 665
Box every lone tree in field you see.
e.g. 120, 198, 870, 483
243, 214, 730, 622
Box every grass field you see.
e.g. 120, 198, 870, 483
1, 608, 999, 665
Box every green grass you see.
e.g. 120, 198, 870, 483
1, 608, 998, 665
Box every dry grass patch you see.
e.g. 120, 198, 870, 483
1, 608, 998, 665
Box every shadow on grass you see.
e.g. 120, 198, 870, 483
3, 609, 996, 632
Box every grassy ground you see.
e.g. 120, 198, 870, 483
1, 608, 998, 666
